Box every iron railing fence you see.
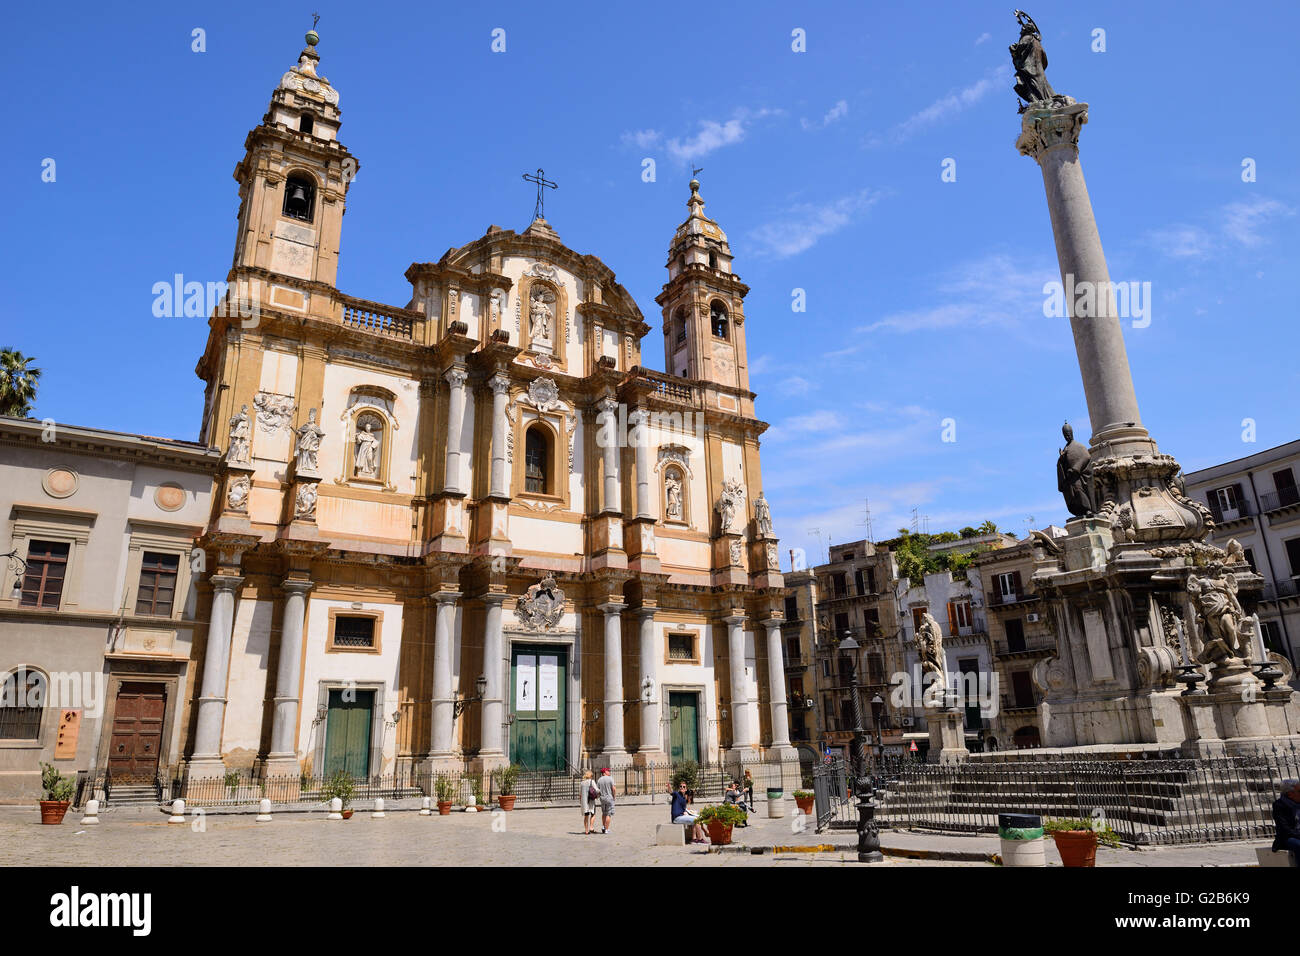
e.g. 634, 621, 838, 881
872, 745, 1300, 845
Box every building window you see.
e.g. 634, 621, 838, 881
821, 660, 831, 678
135, 551, 180, 616
995, 571, 1021, 604
867, 653, 885, 685
842, 551, 855, 561
783, 595, 798, 620
834, 612, 850, 637
911, 606, 928, 633
1213, 485, 1242, 519
1010, 670, 1035, 709
299, 113, 314, 135
667, 633, 696, 662
1243, 547, 1257, 572
710, 301, 729, 339
786, 636, 801, 662
1260, 620, 1283, 653
283, 174, 316, 223
20, 540, 69, 609
833, 572, 847, 597
1005, 617, 1026, 653
0, 668, 45, 739
1274, 468, 1299, 508
864, 607, 880, 637
524, 426, 550, 494
333, 616, 376, 648
1286, 538, 1300, 580
949, 599, 973, 635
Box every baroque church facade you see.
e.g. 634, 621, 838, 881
188, 31, 794, 781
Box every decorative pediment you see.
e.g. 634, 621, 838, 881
655, 443, 694, 477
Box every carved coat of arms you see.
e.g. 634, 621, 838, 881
515, 575, 566, 631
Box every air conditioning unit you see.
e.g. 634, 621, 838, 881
1026, 613, 1041, 623
901, 716, 915, 728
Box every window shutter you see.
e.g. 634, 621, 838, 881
946, 601, 957, 635
1011, 570, 1023, 594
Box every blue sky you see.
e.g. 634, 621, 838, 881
2, 0, 1297, 565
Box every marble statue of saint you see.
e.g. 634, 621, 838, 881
294, 407, 325, 473
665, 475, 682, 520
227, 405, 251, 463
915, 611, 947, 701
754, 492, 773, 536
1057, 422, 1094, 517
1187, 574, 1248, 659
354, 420, 380, 478
529, 288, 554, 344
1010, 11, 1065, 110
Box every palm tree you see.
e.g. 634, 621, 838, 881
0, 349, 41, 417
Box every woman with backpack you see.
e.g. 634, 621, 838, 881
580, 769, 599, 834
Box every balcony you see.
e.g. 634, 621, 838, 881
1261, 487, 1300, 524
993, 635, 1057, 659
339, 294, 419, 340
626, 368, 700, 407
1206, 497, 1254, 525
986, 589, 1039, 609
1260, 578, 1300, 603
1000, 694, 1039, 715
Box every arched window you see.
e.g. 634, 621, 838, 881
708, 250, 718, 270
0, 667, 46, 740
283, 174, 316, 223
710, 301, 729, 339
674, 306, 687, 344
525, 426, 550, 494
299, 113, 315, 135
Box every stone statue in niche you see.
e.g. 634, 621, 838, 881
529, 287, 555, 348
354, 417, 381, 478
665, 474, 683, 520
915, 611, 947, 702
754, 492, 773, 536
227, 405, 251, 463
294, 407, 325, 474
1056, 422, 1094, 518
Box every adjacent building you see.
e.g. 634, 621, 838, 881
0, 417, 220, 800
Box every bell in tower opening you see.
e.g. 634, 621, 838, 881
283, 176, 316, 223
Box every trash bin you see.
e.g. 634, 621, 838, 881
998, 812, 1045, 867
766, 788, 784, 819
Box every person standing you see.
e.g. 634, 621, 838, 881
580, 769, 599, 835
1273, 779, 1300, 858
596, 767, 616, 834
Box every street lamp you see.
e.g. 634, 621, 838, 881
839, 633, 883, 863
452, 675, 490, 721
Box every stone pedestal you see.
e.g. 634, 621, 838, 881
590, 514, 627, 570
927, 709, 969, 765
1061, 517, 1112, 572
430, 494, 468, 552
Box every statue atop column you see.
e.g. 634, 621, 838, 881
1056, 422, 1095, 517
915, 610, 947, 703
754, 492, 773, 536
1010, 10, 1072, 111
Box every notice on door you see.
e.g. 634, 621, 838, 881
516, 654, 537, 710
539, 655, 558, 712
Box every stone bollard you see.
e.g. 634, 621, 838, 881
327, 797, 343, 821
998, 812, 1046, 867
419, 796, 432, 816
80, 799, 100, 826
256, 798, 273, 823
465, 794, 478, 813
372, 797, 386, 818
168, 799, 186, 824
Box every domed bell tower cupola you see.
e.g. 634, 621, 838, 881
229, 26, 357, 292
655, 179, 751, 393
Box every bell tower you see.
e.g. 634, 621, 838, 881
230, 27, 357, 291
655, 179, 751, 392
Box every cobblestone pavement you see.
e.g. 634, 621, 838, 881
0, 803, 1270, 867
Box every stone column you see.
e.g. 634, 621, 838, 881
443, 367, 470, 493
725, 615, 756, 753
637, 607, 663, 757
267, 579, 312, 769
630, 408, 652, 519
764, 618, 791, 749
1017, 104, 1150, 456
190, 574, 242, 773
429, 591, 462, 759
600, 601, 629, 764
598, 399, 620, 513
479, 593, 507, 762
488, 373, 510, 498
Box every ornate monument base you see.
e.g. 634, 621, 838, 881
927, 709, 969, 765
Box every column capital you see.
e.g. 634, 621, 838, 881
282, 579, 314, 595
209, 573, 245, 593
596, 397, 618, 416
433, 590, 463, 606
1016, 101, 1088, 163
445, 366, 469, 389
634, 605, 657, 620
598, 601, 628, 616
488, 373, 511, 395
722, 614, 747, 627
480, 591, 508, 607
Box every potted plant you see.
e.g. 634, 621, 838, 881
434, 775, 456, 815
39, 763, 75, 824
1044, 817, 1120, 867
494, 763, 520, 810
671, 760, 700, 794
696, 803, 746, 846
793, 790, 815, 815
322, 770, 356, 819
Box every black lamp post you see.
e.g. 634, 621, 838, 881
453, 674, 490, 720
839, 633, 883, 863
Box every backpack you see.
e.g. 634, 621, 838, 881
588, 781, 599, 800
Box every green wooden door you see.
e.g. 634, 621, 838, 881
323, 689, 373, 778
510, 647, 566, 771
669, 692, 699, 764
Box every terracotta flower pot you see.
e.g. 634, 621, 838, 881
39, 800, 70, 825
706, 820, 733, 846
794, 796, 814, 815
1051, 830, 1098, 867
498, 795, 516, 811
437, 801, 453, 816
341, 809, 354, 820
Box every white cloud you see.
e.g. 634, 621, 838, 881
620, 128, 661, 150
1221, 198, 1291, 246
1146, 225, 1214, 259
745, 188, 882, 259
776, 375, 815, 396
658, 108, 781, 165
975, 32, 992, 45
875, 65, 1009, 144
748, 354, 772, 376
1146, 197, 1293, 259
766, 409, 845, 441
801, 99, 848, 130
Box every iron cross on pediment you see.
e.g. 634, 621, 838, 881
522, 168, 557, 221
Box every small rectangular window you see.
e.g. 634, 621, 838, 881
135, 551, 180, 616
333, 616, 376, 648
667, 633, 695, 661
20, 540, 69, 609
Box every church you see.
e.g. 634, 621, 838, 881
188, 28, 795, 784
